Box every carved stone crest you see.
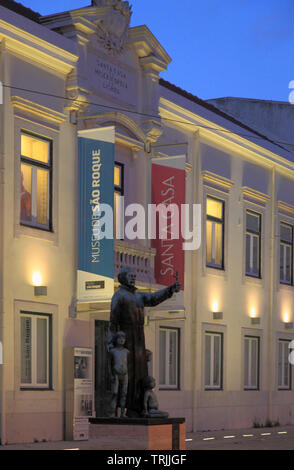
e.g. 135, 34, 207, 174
93, 0, 132, 56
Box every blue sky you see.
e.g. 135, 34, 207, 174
18, 0, 294, 102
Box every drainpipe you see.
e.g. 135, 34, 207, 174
191, 130, 199, 432
268, 166, 276, 423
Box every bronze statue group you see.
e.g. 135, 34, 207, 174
107, 266, 180, 419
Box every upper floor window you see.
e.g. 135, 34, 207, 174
206, 197, 224, 269
20, 133, 52, 231
114, 162, 124, 239
246, 210, 261, 278
280, 223, 293, 285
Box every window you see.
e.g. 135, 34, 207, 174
20, 132, 52, 231
280, 223, 293, 285
244, 336, 260, 390
159, 327, 179, 389
278, 340, 292, 390
205, 332, 223, 389
206, 197, 224, 269
246, 210, 261, 277
20, 312, 51, 389
114, 162, 124, 239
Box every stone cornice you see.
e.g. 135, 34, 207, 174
242, 186, 270, 206
80, 111, 146, 143
129, 25, 171, 69
277, 201, 294, 216
11, 95, 66, 125
202, 171, 233, 192
0, 18, 78, 75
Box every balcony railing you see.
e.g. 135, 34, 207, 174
114, 240, 156, 284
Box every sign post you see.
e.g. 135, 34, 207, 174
65, 347, 93, 441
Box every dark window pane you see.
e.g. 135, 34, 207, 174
246, 234, 251, 273
246, 212, 260, 233
205, 335, 211, 387
252, 235, 260, 275
281, 223, 292, 243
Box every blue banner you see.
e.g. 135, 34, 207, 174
77, 127, 115, 301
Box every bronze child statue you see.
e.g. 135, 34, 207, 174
109, 331, 129, 418
142, 376, 169, 418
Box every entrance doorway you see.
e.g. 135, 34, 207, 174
94, 320, 112, 417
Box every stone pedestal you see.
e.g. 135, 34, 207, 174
89, 417, 186, 450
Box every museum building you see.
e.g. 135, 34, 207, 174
0, 0, 293, 444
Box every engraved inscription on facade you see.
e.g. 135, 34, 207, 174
95, 58, 128, 97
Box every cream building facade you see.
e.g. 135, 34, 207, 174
0, 0, 293, 444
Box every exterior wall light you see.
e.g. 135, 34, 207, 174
211, 300, 223, 319
212, 311, 223, 320
32, 272, 47, 296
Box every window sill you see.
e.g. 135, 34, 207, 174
15, 223, 57, 245
20, 387, 53, 391
279, 283, 294, 292
206, 264, 224, 271
159, 388, 180, 391
245, 273, 261, 280
205, 266, 226, 279
20, 223, 53, 233
204, 387, 223, 391
243, 275, 263, 287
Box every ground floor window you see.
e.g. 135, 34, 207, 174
20, 312, 51, 389
244, 336, 260, 390
278, 339, 292, 390
159, 327, 179, 389
205, 332, 223, 390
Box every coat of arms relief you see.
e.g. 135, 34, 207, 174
92, 0, 132, 56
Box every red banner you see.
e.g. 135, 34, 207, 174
151, 164, 185, 289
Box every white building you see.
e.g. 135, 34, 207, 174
0, 0, 293, 444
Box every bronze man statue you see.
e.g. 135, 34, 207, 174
109, 266, 180, 417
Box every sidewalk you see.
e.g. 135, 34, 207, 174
0, 425, 293, 450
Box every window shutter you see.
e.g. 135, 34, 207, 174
36, 317, 48, 384
169, 331, 177, 386
159, 330, 166, 385
205, 334, 211, 387
278, 341, 283, 387
21, 316, 32, 384
244, 338, 249, 387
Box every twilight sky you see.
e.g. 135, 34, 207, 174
18, 0, 294, 102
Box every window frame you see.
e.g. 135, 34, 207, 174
280, 222, 293, 286
158, 326, 180, 390
20, 311, 52, 390
244, 335, 260, 390
245, 209, 262, 278
204, 331, 223, 390
278, 339, 292, 391
20, 130, 53, 232
114, 161, 124, 240
206, 196, 225, 270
